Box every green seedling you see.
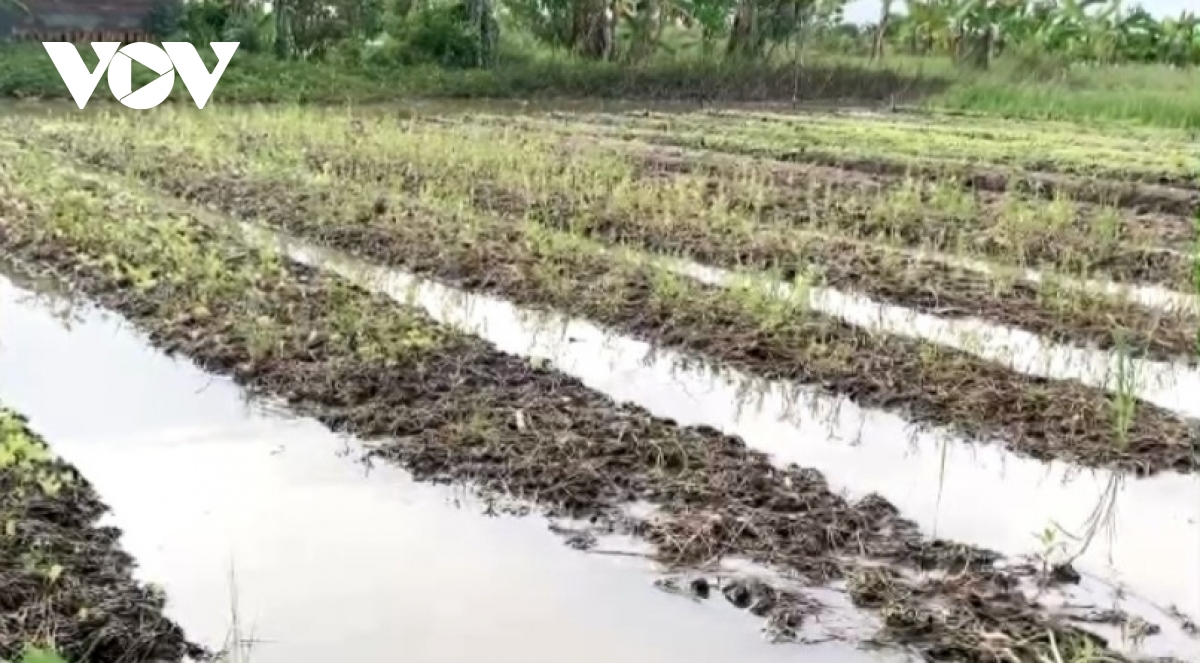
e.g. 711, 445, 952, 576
1193, 208, 1199, 356
1109, 335, 1138, 451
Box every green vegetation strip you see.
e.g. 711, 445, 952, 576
27, 110, 1198, 364
481, 112, 1200, 216
0, 407, 200, 663
5, 649, 69, 663
37, 125, 1200, 475
535, 109, 1200, 184
0, 139, 1140, 663
32, 108, 1199, 286
328, 112, 1200, 286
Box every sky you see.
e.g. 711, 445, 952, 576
841, 0, 1195, 23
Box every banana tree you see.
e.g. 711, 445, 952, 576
1114, 6, 1161, 62
1159, 11, 1199, 65
868, 0, 891, 59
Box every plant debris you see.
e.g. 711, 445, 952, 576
0, 143, 1164, 663
0, 409, 204, 663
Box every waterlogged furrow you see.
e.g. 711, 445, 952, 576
28, 111, 1198, 285
0, 406, 201, 663
49, 146, 1200, 475
0, 143, 1137, 663
261, 228, 1200, 640
667, 261, 1200, 419
27, 117, 1200, 364
2, 271, 887, 663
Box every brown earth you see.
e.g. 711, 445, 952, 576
0, 183, 1151, 663
102, 167, 1200, 476
450, 114, 1200, 216
40, 136, 1200, 365
0, 408, 205, 663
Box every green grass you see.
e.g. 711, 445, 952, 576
5, 40, 1200, 129
0, 42, 934, 105
5, 649, 68, 663
931, 70, 1200, 130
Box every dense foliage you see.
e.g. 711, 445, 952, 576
149, 0, 1198, 70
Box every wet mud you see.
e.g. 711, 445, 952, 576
0, 407, 203, 663
266, 233, 1198, 641
96, 167, 1200, 475
0, 274, 895, 663
0, 163, 1168, 663
38, 135, 1200, 365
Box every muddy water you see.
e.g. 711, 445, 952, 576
942, 252, 1200, 316
264, 234, 1200, 659
0, 271, 903, 663
669, 260, 1200, 419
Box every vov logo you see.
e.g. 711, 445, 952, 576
42, 42, 240, 110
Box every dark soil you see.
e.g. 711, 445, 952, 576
634, 147, 1198, 271
115, 169, 1200, 475
0, 409, 205, 663
73, 135, 1195, 366
274, 126, 1199, 289
468, 114, 1200, 216
523, 191, 1200, 364
774, 151, 1200, 214
0, 181, 1144, 663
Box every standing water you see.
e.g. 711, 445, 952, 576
266, 232, 1200, 660
0, 268, 902, 663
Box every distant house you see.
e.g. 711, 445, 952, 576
0, 0, 161, 43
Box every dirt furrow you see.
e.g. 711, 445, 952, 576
463, 114, 1200, 216
0, 406, 204, 663
83, 160, 1200, 476
0, 143, 1152, 663
37, 133, 1200, 365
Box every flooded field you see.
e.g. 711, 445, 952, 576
0, 271, 890, 663
0, 104, 1197, 663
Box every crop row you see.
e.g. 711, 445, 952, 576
0, 139, 1138, 663
455, 112, 1200, 216
20, 111, 1198, 365
501, 110, 1200, 188
15, 120, 1199, 475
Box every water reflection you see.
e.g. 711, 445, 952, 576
0, 268, 894, 663
261, 231, 1199, 651
669, 259, 1200, 419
